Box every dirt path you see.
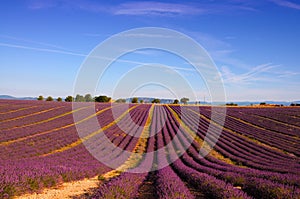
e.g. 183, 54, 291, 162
134, 171, 158, 199
17, 176, 99, 199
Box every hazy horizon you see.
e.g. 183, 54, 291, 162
1, 94, 299, 104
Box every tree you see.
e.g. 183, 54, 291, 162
226, 102, 238, 106
46, 96, 53, 101
75, 94, 85, 102
173, 99, 179, 104
57, 97, 62, 102
140, 100, 144, 103
115, 98, 126, 103
180, 97, 189, 105
151, 98, 160, 103
291, 103, 300, 106
84, 94, 93, 102
94, 95, 111, 103
37, 95, 43, 101
131, 97, 138, 103
65, 96, 73, 102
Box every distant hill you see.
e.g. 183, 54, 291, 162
0, 95, 36, 100
0, 95, 16, 99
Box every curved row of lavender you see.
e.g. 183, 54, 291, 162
0, 100, 299, 198
195, 106, 299, 156
168, 105, 299, 198
93, 105, 299, 198
93, 105, 196, 199
172, 106, 299, 172
0, 100, 151, 198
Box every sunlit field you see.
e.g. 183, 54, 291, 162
0, 99, 299, 198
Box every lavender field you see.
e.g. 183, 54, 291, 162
0, 99, 299, 198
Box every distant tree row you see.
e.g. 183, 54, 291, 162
115, 98, 126, 103
151, 99, 160, 103
37, 95, 60, 102
94, 95, 111, 102
71, 94, 111, 102
37, 94, 111, 103
290, 103, 300, 106
180, 97, 189, 104
226, 102, 238, 106
37, 95, 191, 104
131, 97, 138, 103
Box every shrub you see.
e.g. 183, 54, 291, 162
46, 96, 53, 101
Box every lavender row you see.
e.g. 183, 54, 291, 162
188, 107, 297, 159
155, 106, 195, 199
169, 105, 298, 171
0, 104, 151, 197
0, 106, 88, 141
93, 172, 147, 198
182, 141, 300, 196
0, 103, 37, 114
164, 106, 300, 198
199, 107, 300, 157
0, 104, 65, 121
0, 102, 117, 132
239, 107, 300, 127
92, 105, 155, 198
208, 107, 299, 141
0, 144, 111, 198
0, 103, 115, 143
179, 106, 298, 167
92, 105, 193, 198
0, 104, 148, 159
161, 107, 251, 198
186, 140, 300, 187
225, 108, 300, 137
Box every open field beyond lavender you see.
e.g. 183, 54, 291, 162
0, 99, 299, 199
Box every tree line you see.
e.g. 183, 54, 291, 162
37, 94, 190, 104
37, 94, 111, 102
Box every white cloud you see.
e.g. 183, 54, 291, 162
270, 0, 300, 10
121, 33, 183, 39
28, 0, 58, 9
27, 0, 257, 17
0, 34, 67, 50
272, 70, 300, 78
113, 2, 204, 16
221, 63, 278, 84
0, 42, 87, 57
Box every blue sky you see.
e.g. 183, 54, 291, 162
1, 0, 300, 102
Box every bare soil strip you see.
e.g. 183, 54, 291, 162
188, 108, 288, 155
135, 171, 158, 199
1, 106, 91, 131
17, 176, 100, 199
17, 104, 151, 199
0, 105, 38, 115
166, 105, 236, 165
1, 105, 115, 146
249, 113, 300, 129
0, 106, 63, 123
41, 105, 139, 157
